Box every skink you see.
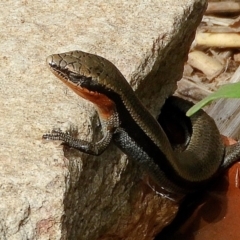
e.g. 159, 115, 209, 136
43, 50, 240, 194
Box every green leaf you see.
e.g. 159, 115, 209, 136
186, 82, 240, 117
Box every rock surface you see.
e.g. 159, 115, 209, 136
0, 0, 206, 239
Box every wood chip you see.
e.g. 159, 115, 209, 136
202, 16, 233, 26
176, 78, 212, 102
234, 53, 240, 63
195, 32, 240, 48
188, 50, 224, 80
206, 2, 240, 14
183, 63, 194, 76
228, 65, 240, 83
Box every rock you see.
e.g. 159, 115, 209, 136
0, 0, 206, 239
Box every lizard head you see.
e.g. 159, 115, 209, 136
46, 51, 121, 119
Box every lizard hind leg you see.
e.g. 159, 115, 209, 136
221, 142, 240, 169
